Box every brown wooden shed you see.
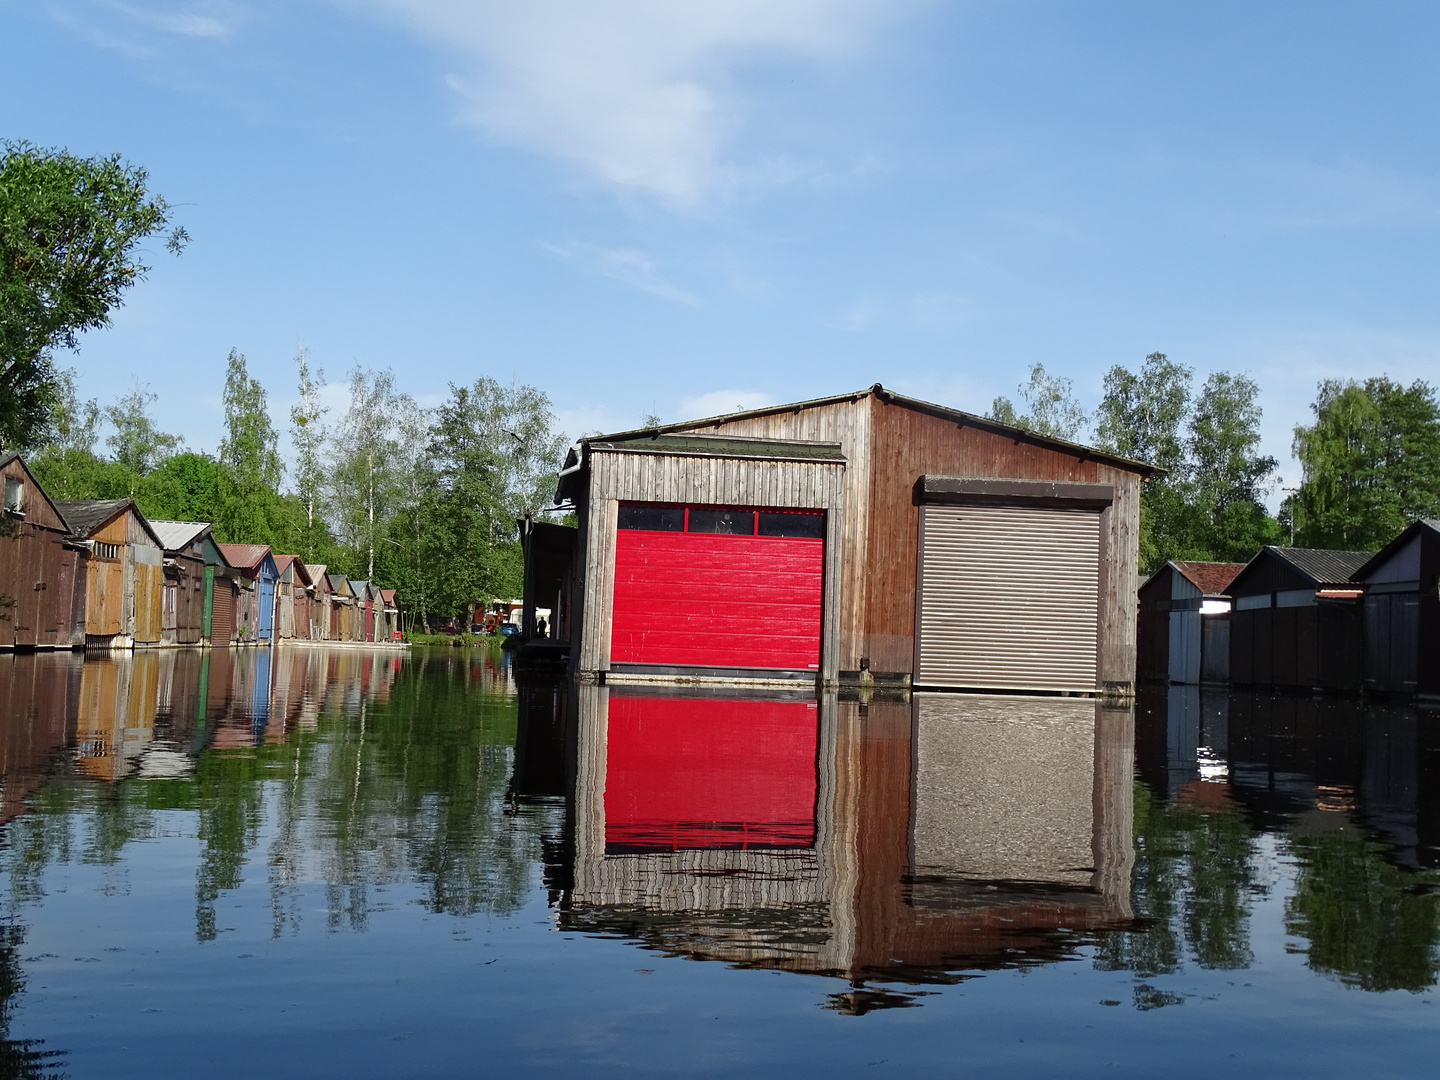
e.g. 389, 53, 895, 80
149, 520, 215, 646
544, 383, 1156, 694
0, 454, 87, 649
54, 498, 166, 649
1352, 519, 1440, 700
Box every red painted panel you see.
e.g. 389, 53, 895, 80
611, 530, 823, 669
604, 695, 818, 852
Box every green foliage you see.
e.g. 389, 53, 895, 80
1289, 378, 1440, 551
135, 452, 220, 522
988, 362, 1088, 440
1285, 829, 1440, 992
289, 345, 329, 562
214, 349, 287, 547
104, 381, 181, 475
0, 141, 186, 451
330, 367, 403, 579
1098, 356, 1279, 571
1093, 781, 1262, 977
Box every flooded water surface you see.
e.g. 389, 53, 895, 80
0, 648, 1436, 1077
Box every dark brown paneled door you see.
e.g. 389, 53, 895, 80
915, 504, 1101, 692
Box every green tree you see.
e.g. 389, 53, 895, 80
104, 382, 181, 477
0, 141, 187, 451
330, 367, 402, 579
1186, 372, 1279, 563
988, 362, 1089, 441
289, 344, 329, 561
1289, 378, 1440, 550
136, 452, 221, 523
26, 367, 108, 500
1096, 352, 1195, 571
215, 349, 285, 546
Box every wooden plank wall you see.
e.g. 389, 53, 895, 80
575, 450, 847, 678
671, 397, 873, 670
864, 398, 1142, 688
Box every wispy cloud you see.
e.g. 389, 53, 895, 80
544, 239, 696, 304
345, 0, 904, 206
46, 0, 242, 54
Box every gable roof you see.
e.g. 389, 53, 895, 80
272, 554, 313, 588
54, 498, 164, 547
326, 573, 351, 596
578, 383, 1159, 478
1268, 546, 1373, 585
1353, 518, 1440, 581
148, 519, 211, 553
1229, 546, 1374, 597
0, 453, 70, 532
1171, 561, 1246, 596
381, 588, 396, 607
216, 543, 273, 573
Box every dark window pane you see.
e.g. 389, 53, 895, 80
618, 504, 684, 531
688, 508, 754, 535
758, 511, 825, 539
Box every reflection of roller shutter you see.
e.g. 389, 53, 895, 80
916, 504, 1100, 692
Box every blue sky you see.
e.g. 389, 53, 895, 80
5, 1, 1439, 497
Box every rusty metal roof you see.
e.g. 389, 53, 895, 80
216, 543, 272, 571
1171, 561, 1246, 596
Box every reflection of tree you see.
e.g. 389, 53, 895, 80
0, 924, 65, 1079
1095, 782, 1260, 977
1285, 830, 1440, 992
193, 748, 273, 942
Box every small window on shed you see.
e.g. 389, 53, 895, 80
688, 508, 754, 535
617, 504, 684, 532
757, 510, 824, 539
3, 478, 23, 515
94, 542, 120, 560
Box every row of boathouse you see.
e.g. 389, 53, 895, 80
0, 453, 399, 650
1138, 518, 1439, 700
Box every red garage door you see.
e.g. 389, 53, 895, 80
604, 694, 819, 853
611, 503, 824, 671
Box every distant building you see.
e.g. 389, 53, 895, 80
1137, 561, 1244, 685
148, 521, 228, 646
1226, 546, 1372, 691
1353, 519, 1440, 700
216, 544, 279, 644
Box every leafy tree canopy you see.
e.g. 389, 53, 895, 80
0, 141, 186, 451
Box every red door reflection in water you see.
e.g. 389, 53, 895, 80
604, 695, 819, 853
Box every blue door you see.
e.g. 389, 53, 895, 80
257, 573, 275, 641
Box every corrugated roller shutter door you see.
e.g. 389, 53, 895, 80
917, 504, 1100, 692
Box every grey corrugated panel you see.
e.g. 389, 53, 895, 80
916, 505, 1100, 692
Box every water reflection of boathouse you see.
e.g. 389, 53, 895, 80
537, 685, 1135, 984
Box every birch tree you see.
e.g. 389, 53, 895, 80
289, 345, 329, 561
330, 367, 400, 579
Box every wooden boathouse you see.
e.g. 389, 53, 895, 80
149, 520, 227, 646
0, 454, 87, 649
56, 498, 166, 649
1137, 561, 1244, 685
1227, 546, 1372, 692
532, 384, 1156, 694
1353, 519, 1440, 700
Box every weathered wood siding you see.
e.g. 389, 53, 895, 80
863, 398, 1140, 687
574, 449, 847, 679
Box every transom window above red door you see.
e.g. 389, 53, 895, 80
616, 503, 824, 539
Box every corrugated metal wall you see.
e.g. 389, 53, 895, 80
914, 504, 1100, 693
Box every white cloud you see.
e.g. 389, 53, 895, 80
544, 240, 695, 304
677, 389, 775, 420
345, 0, 901, 205
47, 0, 242, 53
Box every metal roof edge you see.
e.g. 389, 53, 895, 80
1353, 518, 1440, 581
579, 383, 1160, 478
